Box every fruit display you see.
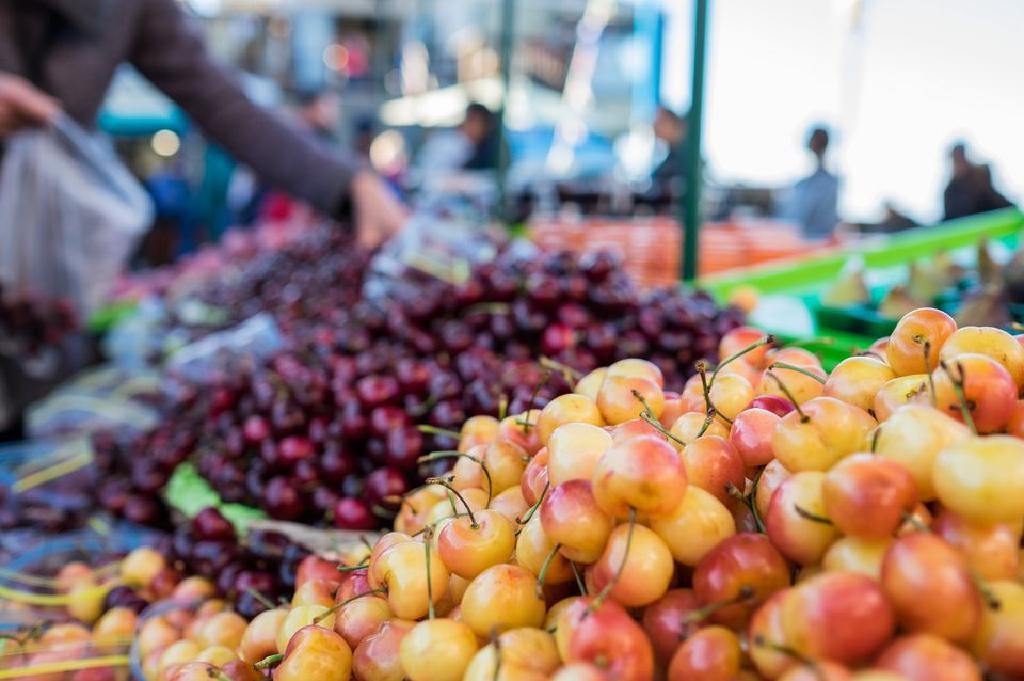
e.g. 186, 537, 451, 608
26, 308, 1022, 680
0, 285, 77, 361
816, 238, 1024, 334
90, 243, 742, 532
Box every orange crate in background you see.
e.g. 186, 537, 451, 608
528, 217, 819, 287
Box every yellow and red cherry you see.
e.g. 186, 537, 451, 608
885, 307, 957, 376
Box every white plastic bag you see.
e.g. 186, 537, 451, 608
0, 114, 153, 316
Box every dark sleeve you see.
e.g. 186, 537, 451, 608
128, 0, 362, 216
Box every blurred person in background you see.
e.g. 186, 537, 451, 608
878, 200, 917, 233
0, 0, 405, 248
416, 103, 503, 176
460, 103, 501, 171
943, 141, 1012, 221
786, 125, 840, 241
651, 106, 690, 192
296, 88, 341, 146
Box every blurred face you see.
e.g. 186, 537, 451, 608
462, 114, 488, 143
305, 94, 339, 129
654, 110, 682, 144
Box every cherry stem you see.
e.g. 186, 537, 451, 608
418, 451, 494, 505
337, 558, 370, 572
498, 394, 509, 421
708, 335, 775, 393
767, 362, 825, 385
423, 527, 436, 620
570, 560, 587, 596
682, 585, 756, 625
794, 504, 833, 525
491, 628, 503, 681
751, 636, 819, 671
417, 424, 461, 440
870, 426, 881, 454
696, 361, 714, 414
788, 336, 835, 348
523, 370, 552, 430
632, 390, 688, 447
923, 341, 938, 407
314, 586, 388, 624
254, 653, 284, 670
244, 588, 276, 610
972, 573, 1002, 611
409, 393, 440, 418
940, 360, 977, 434
695, 409, 719, 438
540, 356, 582, 384
427, 477, 479, 528
726, 480, 765, 534
516, 481, 550, 531
898, 509, 930, 534
536, 543, 563, 598
588, 507, 637, 613
765, 371, 809, 422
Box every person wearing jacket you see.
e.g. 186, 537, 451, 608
0, 0, 405, 248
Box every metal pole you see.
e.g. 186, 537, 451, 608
496, 0, 516, 223
680, 0, 708, 282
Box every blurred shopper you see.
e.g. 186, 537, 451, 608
416, 103, 503, 175
296, 88, 341, 146
878, 201, 917, 233
651, 106, 689, 192
943, 142, 1012, 221
786, 126, 840, 241
461, 103, 501, 171
0, 0, 404, 248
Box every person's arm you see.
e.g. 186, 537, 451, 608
128, 0, 405, 245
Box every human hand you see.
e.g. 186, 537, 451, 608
350, 171, 408, 249
0, 74, 58, 139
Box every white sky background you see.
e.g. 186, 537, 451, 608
659, 0, 1024, 224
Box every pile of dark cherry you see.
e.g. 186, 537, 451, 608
103, 508, 305, 619
95, 240, 744, 531
0, 284, 77, 359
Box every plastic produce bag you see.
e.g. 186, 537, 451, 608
364, 200, 500, 301
166, 312, 283, 383
0, 114, 153, 317
25, 365, 161, 441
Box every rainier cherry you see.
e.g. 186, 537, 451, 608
880, 533, 981, 643
541, 479, 613, 564
546, 423, 613, 486
537, 395, 605, 445
692, 533, 790, 629
970, 581, 1024, 679
729, 408, 780, 467
933, 436, 1024, 524
771, 396, 876, 472
766, 471, 838, 565
460, 564, 546, 637
824, 356, 896, 412
885, 307, 957, 376
940, 325, 1024, 388
399, 618, 478, 681
591, 434, 687, 520
932, 509, 1021, 581
822, 454, 917, 539
877, 633, 983, 681
667, 626, 741, 681
650, 486, 735, 567
590, 523, 674, 607
931, 353, 1017, 433
873, 405, 970, 500
680, 436, 746, 505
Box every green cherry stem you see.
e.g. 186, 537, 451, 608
940, 360, 977, 435
794, 504, 834, 526
254, 653, 285, 670
427, 477, 480, 529
708, 335, 776, 392
536, 543, 563, 598
588, 507, 637, 613
313, 587, 388, 624
570, 560, 587, 596
765, 371, 810, 423
418, 451, 495, 505
516, 481, 550, 532
682, 585, 756, 625
766, 362, 826, 384
416, 424, 462, 439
